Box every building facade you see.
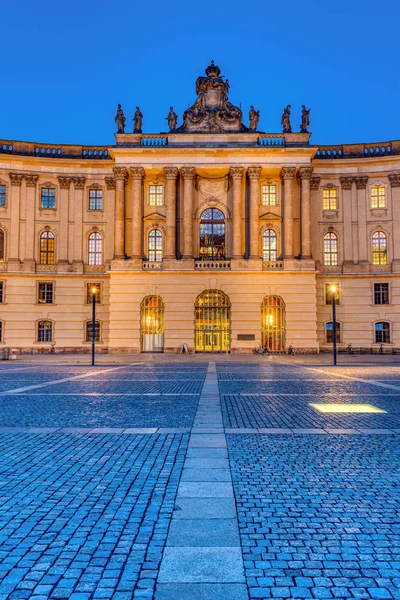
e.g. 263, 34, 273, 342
0, 62, 400, 353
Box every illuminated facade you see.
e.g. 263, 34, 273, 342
0, 62, 400, 353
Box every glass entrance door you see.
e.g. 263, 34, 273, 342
195, 291, 231, 353
141, 296, 165, 352
261, 295, 285, 351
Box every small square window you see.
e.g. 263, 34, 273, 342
0, 281, 3, 303
262, 185, 277, 206
323, 188, 337, 210
38, 282, 53, 304
371, 186, 385, 209
374, 283, 389, 305
41, 188, 56, 209
89, 189, 103, 210
0, 185, 6, 207
325, 284, 340, 305
149, 186, 163, 206
87, 283, 101, 304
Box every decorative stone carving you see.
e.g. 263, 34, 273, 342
280, 166, 296, 180
354, 176, 368, 189
310, 176, 321, 190
115, 104, 126, 133
163, 166, 178, 180
130, 167, 145, 180
133, 107, 143, 133
177, 61, 246, 133
112, 167, 128, 181
281, 105, 291, 133
196, 175, 228, 198
166, 107, 178, 131
229, 166, 244, 180
247, 166, 262, 180
340, 176, 354, 190
42, 181, 53, 188
25, 174, 39, 187
89, 183, 102, 189
58, 176, 71, 189
9, 173, 24, 186
181, 167, 196, 180
298, 166, 313, 180
72, 176, 86, 189
249, 106, 260, 131
389, 173, 400, 188
105, 176, 116, 190
300, 105, 311, 133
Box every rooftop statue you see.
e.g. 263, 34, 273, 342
115, 104, 126, 133
249, 106, 260, 131
300, 105, 311, 133
133, 107, 143, 133
166, 106, 178, 131
281, 105, 292, 133
177, 61, 247, 133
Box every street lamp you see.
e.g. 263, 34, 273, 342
91, 286, 98, 366
330, 284, 337, 366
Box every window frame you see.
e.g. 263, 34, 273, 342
86, 283, 102, 304
371, 185, 386, 209
323, 232, 338, 266
322, 186, 338, 211
325, 321, 341, 344
0, 320, 3, 343
0, 183, 7, 208
374, 321, 391, 344
325, 283, 340, 305
261, 184, 277, 207
148, 185, 164, 206
39, 230, 55, 265
37, 281, 54, 305
0, 281, 3, 304
262, 229, 278, 261
85, 319, 101, 343
40, 187, 56, 209
37, 320, 53, 343
148, 229, 163, 262
89, 188, 103, 211
0, 229, 4, 262
88, 232, 103, 266
372, 230, 387, 265
373, 282, 389, 305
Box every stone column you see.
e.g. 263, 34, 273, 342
72, 176, 86, 269
181, 167, 196, 259
58, 176, 71, 266
389, 173, 400, 266
112, 167, 128, 259
281, 166, 296, 259
130, 167, 145, 259
340, 177, 354, 265
298, 166, 313, 258
105, 176, 116, 263
24, 175, 38, 266
164, 167, 178, 259
230, 167, 244, 258
8, 173, 24, 264
248, 166, 262, 259
354, 176, 368, 263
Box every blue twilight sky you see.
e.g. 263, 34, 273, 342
2, 0, 400, 147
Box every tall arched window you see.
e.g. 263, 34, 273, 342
88, 232, 102, 266
40, 231, 55, 265
0, 230, 4, 262
372, 231, 387, 265
261, 296, 285, 351
148, 229, 163, 262
323, 232, 338, 266
195, 290, 231, 353
263, 229, 277, 261
199, 208, 225, 260
141, 296, 165, 352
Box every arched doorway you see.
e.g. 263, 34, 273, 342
195, 290, 231, 353
261, 296, 285, 352
141, 296, 165, 352
199, 208, 225, 260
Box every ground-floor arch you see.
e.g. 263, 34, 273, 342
261, 295, 286, 351
141, 295, 165, 352
195, 290, 231, 353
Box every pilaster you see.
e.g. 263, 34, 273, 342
354, 175, 368, 264
389, 173, 400, 269
181, 167, 196, 261
340, 176, 354, 266
8, 173, 24, 267
130, 166, 145, 261
112, 167, 128, 259
24, 174, 39, 272
230, 167, 244, 259
57, 176, 71, 270
281, 166, 296, 260
164, 166, 178, 259
105, 176, 116, 264
72, 176, 86, 272
298, 166, 313, 258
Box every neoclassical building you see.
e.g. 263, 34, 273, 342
0, 62, 399, 353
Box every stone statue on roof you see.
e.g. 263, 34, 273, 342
133, 107, 143, 133
300, 105, 311, 133
115, 104, 126, 133
281, 105, 292, 133
249, 106, 260, 131
166, 107, 178, 131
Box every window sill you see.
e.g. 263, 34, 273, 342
36, 303, 56, 306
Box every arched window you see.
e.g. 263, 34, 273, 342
88, 232, 102, 266
148, 229, 163, 262
195, 290, 231, 353
37, 320, 53, 342
263, 229, 277, 261
141, 296, 165, 352
323, 232, 338, 266
326, 321, 341, 343
199, 208, 225, 260
372, 231, 387, 265
0, 230, 4, 262
86, 320, 101, 342
40, 231, 55, 265
261, 296, 285, 351
375, 321, 390, 344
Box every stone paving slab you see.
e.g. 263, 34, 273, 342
167, 518, 240, 547
181, 467, 232, 481
158, 547, 245, 583
177, 481, 234, 498
155, 583, 249, 599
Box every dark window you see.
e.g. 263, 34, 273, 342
38, 283, 53, 304
40, 231, 55, 264
87, 283, 101, 304
326, 321, 341, 343
88, 233, 102, 265
0, 321, 2, 342
0, 282, 3, 303
37, 320, 53, 342
86, 320, 100, 342
374, 283, 389, 305
41, 188, 56, 209
0, 230, 4, 262
325, 284, 340, 305
199, 208, 225, 260
0, 185, 6, 207
89, 189, 103, 210
375, 322, 390, 344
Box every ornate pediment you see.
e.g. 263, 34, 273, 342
143, 211, 166, 221
260, 211, 282, 222
176, 61, 247, 133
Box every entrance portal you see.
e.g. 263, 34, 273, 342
141, 295, 164, 352
261, 295, 286, 351
195, 290, 231, 353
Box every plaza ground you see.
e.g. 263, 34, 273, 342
0, 358, 399, 599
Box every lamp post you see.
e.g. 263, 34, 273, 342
330, 284, 337, 366
91, 286, 97, 366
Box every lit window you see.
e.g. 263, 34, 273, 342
374, 283, 389, 305
41, 188, 56, 209
262, 185, 277, 206
37, 320, 53, 342
263, 229, 277, 261
323, 188, 337, 210
149, 185, 163, 206
87, 283, 101, 304
326, 321, 341, 343
0, 185, 6, 207
38, 283, 53, 304
372, 231, 387, 265
40, 231, 55, 265
89, 189, 103, 210
88, 233, 102, 265
86, 320, 101, 342
199, 208, 225, 260
148, 229, 163, 261
325, 284, 340, 305
0, 230, 4, 262
371, 186, 385, 209
323, 232, 338, 266
0, 282, 3, 303
375, 321, 390, 344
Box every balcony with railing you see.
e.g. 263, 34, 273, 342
194, 259, 231, 270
